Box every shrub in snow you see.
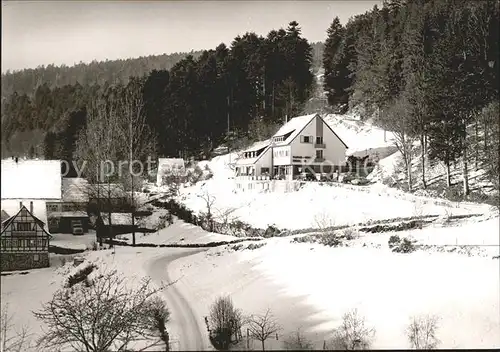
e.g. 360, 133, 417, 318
319, 233, 343, 247
318, 229, 357, 247
388, 235, 417, 253
264, 224, 281, 238
388, 235, 401, 248
206, 295, 244, 350
231, 244, 244, 251
186, 165, 205, 184
291, 235, 315, 244
246, 242, 266, 250
66, 263, 97, 288
328, 308, 375, 350
406, 315, 440, 349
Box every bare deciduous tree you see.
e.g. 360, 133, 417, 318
246, 308, 281, 351
116, 78, 157, 246
282, 327, 314, 350
328, 308, 375, 350
206, 295, 244, 350
33, 269, 172, 352
378, 97, 417, 192
406, 314, 440, 350
1, 304, 30, 352
197, 188, 217, 232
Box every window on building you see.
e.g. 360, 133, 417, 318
285, 150, 289, 156
301, 135, 311, 143
16, 222, 31, 231
316, 136, 323, 144
47, 204, 59, 212
316, 150, 324, 159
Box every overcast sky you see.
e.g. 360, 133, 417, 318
1, 0, 380, 72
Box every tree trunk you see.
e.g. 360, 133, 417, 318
407, 159, 413, 192
483, 113, 488, 154
420, 133, 427, 189
107, 179, 113, 248
406, 144, 413, 192
463, 120, 470, 196
474, 119, 479, 171
263, 73, 266, 112
272, 82, 275, 117
463, 146, 470, 196
97, 162, 103, 247
446, 160, 451, 187
261, 339, 265, 351
130, 121, 136, 247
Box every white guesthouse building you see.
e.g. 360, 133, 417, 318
235, 113, 348, 181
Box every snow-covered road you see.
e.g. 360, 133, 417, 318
146, 248, 210, 351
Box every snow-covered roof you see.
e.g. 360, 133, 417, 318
236, 155, 262, 166
271, 114, 318, 146
47, 211, 88, 218
1, 159, 62, 199
242, 139, 272, 153
62, 178, 90, 202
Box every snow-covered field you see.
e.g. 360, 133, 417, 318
2, 211, 498, 350
166, 215, 500, 349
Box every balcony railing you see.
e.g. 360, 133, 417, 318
314, 143, 326, 148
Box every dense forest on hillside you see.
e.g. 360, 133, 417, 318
323, 0, 499, 195
1, 21, 315, 163
0, 43, 324, 99
0, 51, 203, 99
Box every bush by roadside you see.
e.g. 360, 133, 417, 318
151, 198, 282, 239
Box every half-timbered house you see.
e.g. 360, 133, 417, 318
1, 204, 51, 271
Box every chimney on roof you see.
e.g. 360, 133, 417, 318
30, 201, 34, 214
285, 114, 288, 124
19, 201, 23, 210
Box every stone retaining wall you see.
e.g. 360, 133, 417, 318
0, 252, 50, 272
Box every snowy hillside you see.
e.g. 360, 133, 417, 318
324, 113, 396, 158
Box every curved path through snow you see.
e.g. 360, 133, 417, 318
147, 248, 210, 351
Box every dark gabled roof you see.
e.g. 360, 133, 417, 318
0, 205, 51, 238
1, 210, 10, 222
